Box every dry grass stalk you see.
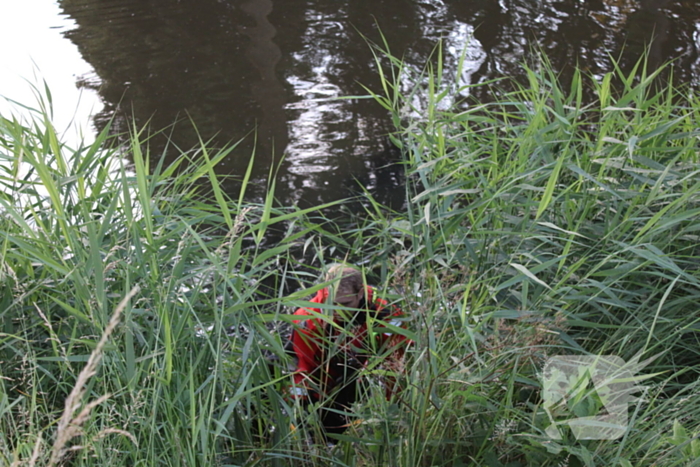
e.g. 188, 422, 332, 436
9, 434, 42, 467
93, 428, 138, 446
47, 285, 140, 467
27, 434, 43, 467
215, 206, 252, 256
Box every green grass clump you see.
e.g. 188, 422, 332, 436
349, 46, 700, 465
0, 98, 343, 466
2, 46, 700, 467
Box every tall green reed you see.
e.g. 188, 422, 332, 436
344, 40, 700, 466
3, 43, 700, 466
0, 96, 350, 466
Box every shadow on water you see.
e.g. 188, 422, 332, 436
57, 0, 700, 209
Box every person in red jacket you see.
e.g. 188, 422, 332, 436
288, 264, 409, 436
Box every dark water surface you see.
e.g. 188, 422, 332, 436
55, 0, 700, 207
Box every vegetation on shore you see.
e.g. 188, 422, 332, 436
2, 49, 700, 466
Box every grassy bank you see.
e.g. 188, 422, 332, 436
2, 51, 700, 466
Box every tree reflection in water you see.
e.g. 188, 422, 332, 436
58, 0, 700, 207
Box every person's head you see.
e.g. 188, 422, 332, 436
324, 264, 365, 312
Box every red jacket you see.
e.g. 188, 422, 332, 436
289, 286, 408, 400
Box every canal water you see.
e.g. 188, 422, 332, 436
2, 0, 699, 208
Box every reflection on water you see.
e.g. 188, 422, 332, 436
0, 0, 102, 144
240, 0, 288, 158
48, 0, 700, 207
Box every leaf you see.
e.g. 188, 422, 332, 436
537, 221, 588, 238
691, 439, 700, 458
536, 156, 565, 220
508, 263, 551, 290
671, 419, 688, 446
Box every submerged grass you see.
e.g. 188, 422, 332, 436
2, 47, 700, 466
